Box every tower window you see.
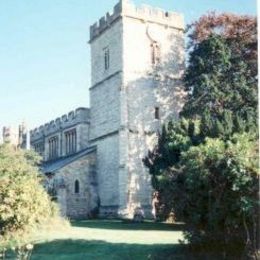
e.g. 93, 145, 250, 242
151, 42, 161, 65
74, 180, 80, 194
155, 107, 160, 119
103, 47, 110, 70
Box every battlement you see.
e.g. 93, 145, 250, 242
30, 107, 90, 141
89, 0, 184, 42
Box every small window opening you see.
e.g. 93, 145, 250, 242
104, 47, 110, 70
151, 42, 161, 65
75, 180, 80, 194
155, 107, 160, 119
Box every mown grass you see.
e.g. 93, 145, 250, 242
5, 220, 231, 259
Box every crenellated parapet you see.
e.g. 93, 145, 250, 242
89, 0, 184, 42
30, 107, 90, 141
89, 1, 122, 42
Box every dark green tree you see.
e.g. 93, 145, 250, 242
187, 12, 257, 84
181, 34, 257, 124
144, 13, 258, 258
178, 133, 259, 256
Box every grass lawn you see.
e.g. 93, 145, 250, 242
6, 220, 191, 260
5, 220, 230, 259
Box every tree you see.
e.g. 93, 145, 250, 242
145, 121, 259, 257
182, 12, 257, 124
181, 34, 257, 124
144, 12, 258, 258
178, 133, 259, 257
144, 119, 200, 219
0, 144, 64, 259
187, 12, 257, 78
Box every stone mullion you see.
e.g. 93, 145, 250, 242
69, 132, 72, 154
52, 139, 54, 158
66, 134, 69, 155
51, 139, 53, 159
71, 132, 73, 154
72, 131, 75, 152
70, 132, 72, 154
51, 139, 54, 158
52, 139, 55, 158
56, 137, 58, 157
65, 134, 68, 155
74, 130, 77, 152
49, 139, 51, 159
72, 131, 75, 153
54, 138, 56, 157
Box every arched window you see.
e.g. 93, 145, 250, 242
74, 180, 80, 194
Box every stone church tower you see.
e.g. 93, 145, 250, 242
89, 0, 185, 218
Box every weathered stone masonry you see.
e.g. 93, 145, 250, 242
28, 0, 185, 219
89, 0, 185, 217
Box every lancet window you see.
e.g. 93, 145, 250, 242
65, 129, 77, 155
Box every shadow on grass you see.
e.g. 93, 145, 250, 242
24, 239, 193, 260
71, 219, 186, 231
5, 239, 241, 260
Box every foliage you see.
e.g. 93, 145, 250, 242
144, 12, 258, 258
145, 126, 259, 256
181, 34, 258, 124
144, 119, 200, 220
187, 12, 257, 77
0, 144, 64, 259
182, 12, 257, 123
179, 134, 259, 254
144, 114, 255, 178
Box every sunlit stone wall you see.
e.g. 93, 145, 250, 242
55, 152, 98, 219
89, 0, 185, 218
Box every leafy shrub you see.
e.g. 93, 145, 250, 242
0, 144, 67, 258
180, 134, 258, 253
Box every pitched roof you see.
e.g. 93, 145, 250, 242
41, 146, 96, 173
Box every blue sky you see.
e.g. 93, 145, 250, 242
0, 0, 257, 132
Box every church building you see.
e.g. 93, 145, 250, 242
29, 0, 185, 219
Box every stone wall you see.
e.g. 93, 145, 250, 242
55, 151, 98, 219
89, 0, 185, 218
89, 75, 121, 140
2, 126, 19, 146
30, 107, 90, 161
120, 14, 185, 216
91, 134, 120, 217
90, 19, 123, 86
89, 9, 123, 217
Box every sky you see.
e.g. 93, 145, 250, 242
0, 0, 257, 133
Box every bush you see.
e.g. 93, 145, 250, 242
173, 133, 259, 257
0, 144, 66, 258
